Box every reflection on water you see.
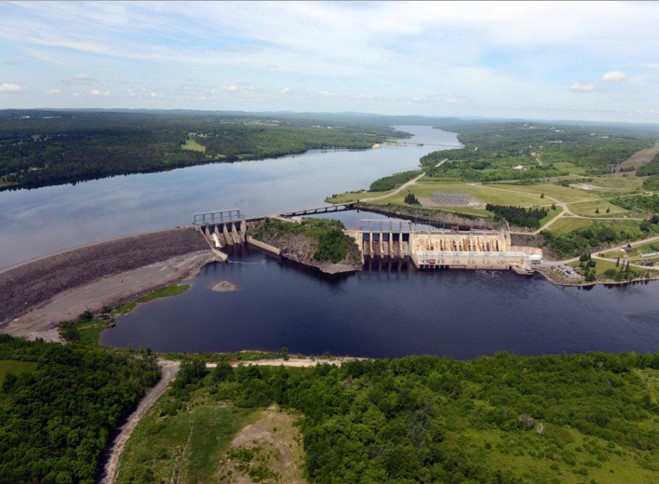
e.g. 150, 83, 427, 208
101, 245, 659, 359
0, 126, 460, 268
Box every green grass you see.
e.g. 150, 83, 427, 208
460, 425, 658, 483
538, 207, 562, 227
567, 199, 630, 217
181, 138, 207, 153
492, 183, 601, 203
0, 360, 37, 384
377, 181, 547, 208
552, 161, 585, 174
547, 217, 594, 234
75, 319, 106, 346
117, 391, 258, 483
115, 284, 191, 315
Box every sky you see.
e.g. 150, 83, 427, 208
0, 1, 658, 123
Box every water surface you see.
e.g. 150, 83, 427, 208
101, 246, 659, 359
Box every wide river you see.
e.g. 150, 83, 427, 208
2, 126, 658, 357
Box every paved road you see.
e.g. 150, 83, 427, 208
98, 360, 180, 484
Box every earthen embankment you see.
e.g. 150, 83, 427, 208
0, 228, 208, 325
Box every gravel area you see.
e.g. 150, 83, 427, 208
0, 228, 208, 325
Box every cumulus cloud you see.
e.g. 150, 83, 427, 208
90, 88, 110, 96
0, 82, 21, 92
602, 70, 627, 83
46, 88, 62, 95
73, 73, 95, 83
281, 87, 291, 93
223, 84, 239, 92
570, 82, 595, 93
149, 91, 157, 97
4, 58, 24, 65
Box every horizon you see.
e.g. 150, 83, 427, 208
1, 1, 659, 124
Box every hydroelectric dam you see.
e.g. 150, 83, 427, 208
193, 207, 542, 274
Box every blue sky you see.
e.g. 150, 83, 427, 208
0, 1, 658, 123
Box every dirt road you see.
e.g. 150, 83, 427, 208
98, 359, 180, 484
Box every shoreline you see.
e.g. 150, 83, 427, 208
4, 223, 659, 344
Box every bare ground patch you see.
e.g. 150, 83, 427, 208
619, 142, 659, 171
217, 405, 305, 484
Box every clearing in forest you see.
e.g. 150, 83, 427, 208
217, 405, 306, 483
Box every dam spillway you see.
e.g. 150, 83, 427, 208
345, 220, 542, 272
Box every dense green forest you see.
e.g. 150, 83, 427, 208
131, 352, 659, 483
486, 204, 548, 229
369, 170, 421, 192
0, 335, 159, 483
0, 110, 406, 190
420, 122, 654, 181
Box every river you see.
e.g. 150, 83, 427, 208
101, 245, 659, 358
2, 125, 658, 358
0, 126, 459, 268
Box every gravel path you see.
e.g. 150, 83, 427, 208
98, 360, 180, 484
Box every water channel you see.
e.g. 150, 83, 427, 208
2, 126, 658, 358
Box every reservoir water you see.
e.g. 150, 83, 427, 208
101, 245, 659, 359
0, 126, 458, 268
2, 125, 658, 358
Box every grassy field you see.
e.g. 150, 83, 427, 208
546, 217, 594, 233
115, 284, 191, 315
181, 138, 207, 153
117, 391, 259, 483
379, 181, 548, 208
552, 161, 586, 175
0, 360, 37, 384
567, 199, 629, 217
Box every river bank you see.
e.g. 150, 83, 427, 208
0, 227, 216, 340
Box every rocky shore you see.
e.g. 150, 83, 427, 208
0, 227, 209, 325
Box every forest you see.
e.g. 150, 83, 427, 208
0, 110, 406, 190
420, 122, 654, 181
485, 204, 548, 229
0, 335, 159, 483
126, 352, 659, 483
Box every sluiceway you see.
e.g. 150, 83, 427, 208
193, 209, 543, 275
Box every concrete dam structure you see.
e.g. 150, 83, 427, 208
346, 220, 542, 273
193, 209, 542, 274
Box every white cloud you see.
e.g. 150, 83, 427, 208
3, 58, 24, 65
642, 63, 659, 69
90, 88, 110, 96
223, 85, 239, 92
149, 91, 157, 97
73, 73, 95, 82
72, 92, 81, 97
281, 87, 291, 93
0, 82, 21, 92
602, 70, 627, 83
570, 82, 595, 93
46, 88, 62, 95
319, 90, 334, 96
